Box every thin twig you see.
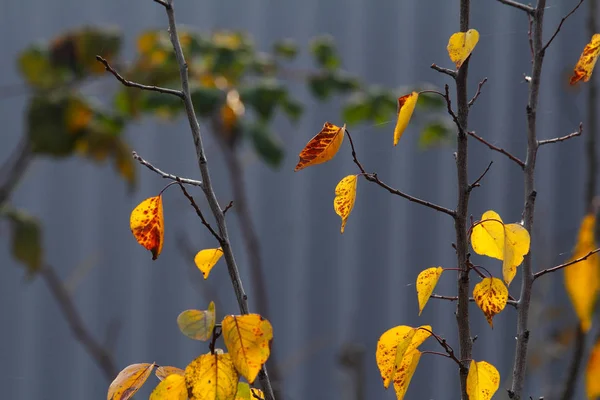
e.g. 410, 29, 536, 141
177, 184, 223, 244
468, 161, 493, 191
468, 78, 488, 108
95, 55, 183, 98
0, 138, 32, 206
537, 123, 583, 146
132, 151, 203, 187
430, 64, 457, 79
542, 0, 585, 52
496, 0, 535, 14
443, 84, 466, 135
152, 0, 169, 7
467, 131, 525, 169
533, 247, 600, 280
223, 201, 234, 214
345, 130, 456, 217
430, 293, 518, 308
417, 327, 463, 368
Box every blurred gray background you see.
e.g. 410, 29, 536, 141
0, 0, 595, 399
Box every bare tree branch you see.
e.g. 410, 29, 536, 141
496, 0, 535, 14
430, 63, 457, 79
468, 161, 493, 191
533, 247, 600, 280
177, 184, 223, 244
0, 138, 32, 206
132, 151, 203, 187
537, 123, 583, 146
468, 78, 488, 108
468, 131, 525, 168
542, 0, 585, 52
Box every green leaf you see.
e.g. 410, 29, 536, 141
419, 120, 454, 149
18, 46, 66, 89
343, 93, 371, 125
239, 79, 287, 120
273, 39, 298, 60
309, 35, 340, 70
27, 95, 78, 157
416, 92, 446, 110
280, 96, 303, 123
190, 87, 223, 117
248, 122, 284, 168
1, 207, 43, 277
140, 91, 184, 119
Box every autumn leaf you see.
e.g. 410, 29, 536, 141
150, 374, 187, 400
235, 382, 264, 400
130, 196, 164, 260
156, 366, 185, 381
447, 29, 480, 69
473, 277, 508, 328
376, 325, 431, 389
416, 267, 444, 315
564, 214, 599, 332
222, 314, 273, 384
177, 301, 216, 341
393, 92, 419, 146
466, 360, 500, 400
570, 34, 600, 85
107, 363, 156, 400
185, 352, 238, 400
470, 210, 530, 286
194, 248, 224, 279
294, 122, 345, 171
587, 336, 600, 399
393, 350, 421, 400
333, 175, 358, 233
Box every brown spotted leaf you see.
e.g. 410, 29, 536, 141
466, 360, 500, 400
130, 196, 164, 260
571, 34, 600, 85
294, 122, 345, 171
333, 175, 358, 233
107, 363, 156, 400
150, 373, 187, 400
185, 352, 238, 400
392, 350, 421, 400
473, 277, 508, 328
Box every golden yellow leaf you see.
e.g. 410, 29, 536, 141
150, 374, 187, 400
130, 196, 164, 260
333, 175, 358, 233
177, 301, 216, 341
416, 267, 444, 315
235, 382, 264, 400
587, 337, 600, 399
185, 352, 238, 400
392, 350, 421, 400
470, 210, 530, 285
156, 366, 185, 381
195, 248, 224, 279
393, 92, 419, 146
294, 122, 345, 171
222, 314, 273, 384
376, 325, 431, 389
564, 214, 600, 332
107, 363, 156, 400
466, 360, 500, 400
447, 29, 480, 69
571, 34, 600, 85
137, 31, 159, 54
473, 277, 508, 328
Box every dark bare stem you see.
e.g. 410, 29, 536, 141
467, 131, 525, 168
430, 293, 518, 308
132, 151, 203, 187
417, 327, 463, 367
468, 78, 488, 108
542, 0, 585, 52
496, 0, 535, 14
468, 161, 493, 191
533, 247, 600, 280
0, 138, 32, 206
537, 123, 583, 146
222, 201, 234, 214
430, 64, 457, 79
177, 184, 223, 244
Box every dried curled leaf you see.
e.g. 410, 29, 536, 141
150, 373, 187, 400
156, 366, 185, 381
571, 34, 600, 85
393, 92, 419, 146
294, 122, 345, 171
473, 277, 508, 328
222, 314, 273, 384
587, 336, 600, 399
177, 301, 216, 341
185, 352, 238, 400
333, 175, 358, 233
194, 248, 224, 279
466, 360, 500, 400
107, 363, 156, 400
447, 29, 479, 69
416, 267, 444, 315
130, 196, 164, 260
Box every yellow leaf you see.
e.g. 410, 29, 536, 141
447, 29, 480, 69
107, 363, 156, 400
130, 196, 164, 260
177, 301, 216, 341
333, 175, 358, 233
222, 314, 273, 384
564, 214, 600, 332
393, 92, 419, 146
194, 248, 224, 279
137, 31, 159, 54
392, 350, 421, 400
185, 352, 238, 400
376, 325, 431, 389
416, 267, 444, 315
473, 277, 508, 328
294, 122, 345, 171
470, 210, 530, 285
466, 360, 500, 400
587, 337, 600, 399
235, 382, 264, 400
150, 374, 187, 400
156, 366, 185, 381
571, 34, 600, 85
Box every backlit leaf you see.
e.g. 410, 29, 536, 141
466, 360, 500, 400
222, 314, 273, 384
333, 175, 358, 234
447, 29, 479, 69
177, 301, 216, 341
130, 196, 164, 260
470, 210, 530, 286
564, 214, 600, 332
156, 366, 185, 381
150, 374, 187, 400
294, 122, 345, 171
587, 336, 600, 399
185, 352, 238, 400
107, 362, 156, 400
416, 267, 444, 315
194, 248, 224, 279
235, 382, 264, 400
392, 350, 421, 400
570, 34, 600, 85
473, 277, 508, 328
393, 92, 419, 146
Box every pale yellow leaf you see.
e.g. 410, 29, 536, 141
294, 122, 345, 171
107, 363, 156, 400
195, 248, 224, 279
466, 360, 500, 400
177, 301, 216, 341
571, 34, 600, 85
393, 92, 419, 146
150, 374, 187, 400
235, 382, 264, 400
416, 267, 444, 315
156, 366, 185, 381
473, 277, 508, 328
333, 175, 358, 233
184, 352, 238, 400
447, 29, 480, 69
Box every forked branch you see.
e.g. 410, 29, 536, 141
496, 0, 534, 14
132, 151, 203, 187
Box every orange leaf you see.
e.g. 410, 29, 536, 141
155, 366, 185, 381
107, 363, 156, 400
333, 175, 358, 233
294, 122, 345, 171
587, 336, 600, 399
416, 267, 444, 315
473, 277, 508, 328
150, 373, 187, 400
393, 92, 419, 146
571, 34, 600, 85
130, 196, 164, 260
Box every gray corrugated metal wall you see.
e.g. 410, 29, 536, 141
0, 1, 596, 399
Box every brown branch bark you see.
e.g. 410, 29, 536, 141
0, 138, 32, 206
